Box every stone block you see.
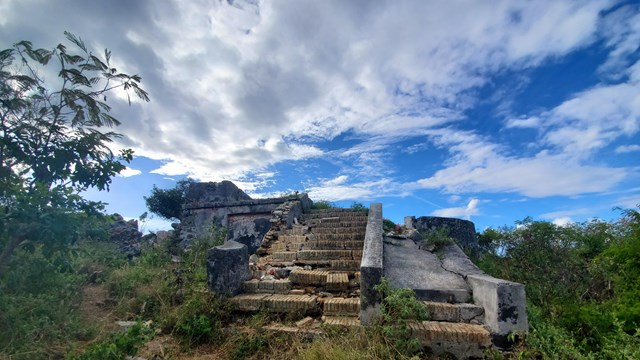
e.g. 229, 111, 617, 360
467, 274, 528, 340
207, 240, 251, 296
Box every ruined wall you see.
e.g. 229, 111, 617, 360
178, 180, 310, 251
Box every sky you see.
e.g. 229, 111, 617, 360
2, 0, 639, 233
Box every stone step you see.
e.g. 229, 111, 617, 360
312, 227, 367, 235
271, 251, 298, 262
280, 226, 307, 236
306, 240, 364, 250
408, 321, 491, 357
297, 250, 354, 260
329, 259, 361, 271
323, 297, 360, 316
326, 272, 350, 291
232, 293, 319, 313
263, 294, 319, 313
307, 234, 364, 241
243, 279, 292, 294
231, 294, 270, 311
289, 269, 329, 285
311, 220, 368, 228
423, 301, 484, 324
322, 316, 360, 327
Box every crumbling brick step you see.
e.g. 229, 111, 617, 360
281, 226, 307, 236
313, 220, 368, 227
271, 251, 298, 262
243, 279, 292, 294
326, 272, 350, 291
308, 234, 364, 241
322, 316, 360, 327
278, 234, 307, 243
231, 294, 269, 311
330, 260, 361, 270
297, 250, 353, 260
323, 297, 360, 315
423, 301, 484, 324
408, 321, 491, 346
289, 269, 329, 285
307, 240, 364, 250
263, 294, 318, 312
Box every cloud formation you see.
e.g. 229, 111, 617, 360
2, 0, 638, 220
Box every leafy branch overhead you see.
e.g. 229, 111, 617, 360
0, 32, 149, 273
1, 31, 149, 193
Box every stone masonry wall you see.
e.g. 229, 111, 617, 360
178, 180, 310, 250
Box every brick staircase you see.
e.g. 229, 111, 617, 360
230, 207, 492, 357
232, 208, 366, 324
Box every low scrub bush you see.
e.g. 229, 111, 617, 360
68, 322, 153, 360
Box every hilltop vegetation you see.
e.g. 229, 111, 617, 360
1, 207, 638, 359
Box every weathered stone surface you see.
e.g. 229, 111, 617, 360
467, 274, 528, 344
228, 216, 271, 254
207, 240, 251, 296
383, 234, 471, 303
439, 244, 485, 278
409, 216, 478, 254
185, 180, 251, 204
360, 203, 383, 325
109, 214, 143, 258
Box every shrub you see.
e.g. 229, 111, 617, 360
374, 277, 429, 357
311, 200, 335, 210
350, 202, 368, 213
68, 322, 153, 360
421, 226, 454, 250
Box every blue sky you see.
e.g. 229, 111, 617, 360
2, 0, 639, 232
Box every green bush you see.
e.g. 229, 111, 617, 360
311, 200, 335, 210
350, 202, 368, 213
374, 277, 428, 357
421, 226, 454, 250
68, 322, 153, 360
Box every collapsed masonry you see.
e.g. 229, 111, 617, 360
180, 181, 528, 359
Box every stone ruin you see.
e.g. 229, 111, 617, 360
177, 181, 528, 359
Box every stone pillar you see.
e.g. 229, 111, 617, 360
207, 240, 251, 296
404, 216, 416, 230
360, 203, 384, 325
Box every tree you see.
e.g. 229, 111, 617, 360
0, 32, 149, 273
144, 179, 193, 221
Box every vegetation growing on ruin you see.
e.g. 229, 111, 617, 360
475, 207, 640, 359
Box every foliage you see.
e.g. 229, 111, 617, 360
476, 207, 640, 357
68, 322, 154, 360
374, 277, 428, 357
0, 238, 126, 359
420, 226, 454, 250
144, 178, 194, 221
0, 32, 148, 272
382, 218, 399, 233
228, 331, 269, 360
350, 201, 368, 213
311, 200, 335, 209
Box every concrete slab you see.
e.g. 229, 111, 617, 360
383, 237, 471, 303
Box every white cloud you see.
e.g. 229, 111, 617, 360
118, 167, 142, 177
552, 217, 574, 226
2, 0, 635, 205
432, 198, 480, 220
505, 116, 541, 129
414, 128, 627, 197
615, 144, 640, 153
